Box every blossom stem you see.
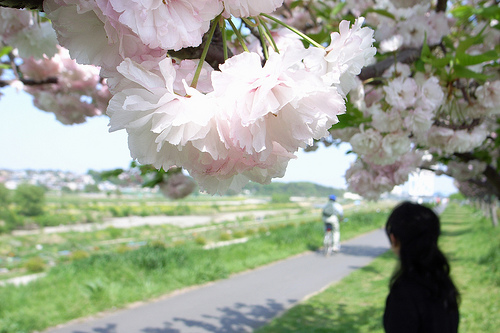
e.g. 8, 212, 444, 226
219, 17, 229, 61
257, 16, 279, 54
228, 19, 249, 52
260, 13, 323, 49
242, 17, 258, 28
191, 16, 220, 89
256, 19, 269, 59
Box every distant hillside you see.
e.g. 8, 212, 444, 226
242, 181, 344, 198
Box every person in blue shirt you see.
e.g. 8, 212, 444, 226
322, 194, 344, 252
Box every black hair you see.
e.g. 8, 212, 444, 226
385, 201, 460, 310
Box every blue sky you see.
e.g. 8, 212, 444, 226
0, 87, 457, 194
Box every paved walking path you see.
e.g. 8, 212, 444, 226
44, 228, 390, 333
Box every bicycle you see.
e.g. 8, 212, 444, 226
323, 223, 334, 256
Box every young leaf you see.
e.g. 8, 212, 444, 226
452, 65, 491, 81
456, 50, 499, 67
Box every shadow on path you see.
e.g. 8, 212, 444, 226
140, 299, 292, 333
341, 244, 388, 258
74, 323, 117, 333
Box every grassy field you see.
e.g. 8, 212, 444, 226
0, 202, 392, 333
256, 202, 500, 333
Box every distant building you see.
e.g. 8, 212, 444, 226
344, 192, 363, 200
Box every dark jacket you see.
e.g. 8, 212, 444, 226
383, 277, 459, 333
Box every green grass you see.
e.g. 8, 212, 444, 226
256, 203, 500, 333
0, 207, 388, 333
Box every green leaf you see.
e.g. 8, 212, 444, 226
450, 5, 475, 20
477, 5, 500, 20
330, 2, 346, 16
441, 36, 455, 51
333, 104, 371, 130
420, 36, 431, 58
456, 50, 500, 66
452, 65, 491, 81
456, 34, 484, 54
0, 46, 13, 58
426, 55, 453, 68
289, 0, 304, 10
142, 172, 165, 188
415, 59, 426, 72
308, 29, 330, 45
100, 169, 124, 179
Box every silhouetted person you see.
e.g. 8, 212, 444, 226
384, 201, 460, 333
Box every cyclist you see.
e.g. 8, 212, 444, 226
322, 194, 344, 252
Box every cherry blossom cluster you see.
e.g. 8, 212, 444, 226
369, 2, 450, 51
39, 0, 376, 194
0, 7, 57, 59
3, 0, 499, 200
0, 7, 108, 124
323, 1, 500, 199
275, 1, 499, 198
343, 71, 499, 198
20, 47, 110, 124
345, 151, 424, 200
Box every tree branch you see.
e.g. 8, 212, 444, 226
0, 0, 43, 10
454, 152, 500, 198
168, 23, 231, 69
436, 0, 447, 12
358, 48, 421, 81
0, 77, 58, 87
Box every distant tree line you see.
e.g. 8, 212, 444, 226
243, 182, 344, 198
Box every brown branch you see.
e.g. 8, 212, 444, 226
0, 77, 58, 87
22, 77, 58, 85
436, 0, 447, 12
168, 23, 232, 69
0, 0, 43, 10
358, 48, 421, 81
454, 152, 500, 199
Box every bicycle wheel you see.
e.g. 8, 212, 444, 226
323, 231, 333, 256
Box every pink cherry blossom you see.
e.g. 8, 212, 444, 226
0, 7, 31, 40
426, 126, 455, 150
107, 58, 217, 157
369, 106, 403, 133
212, 49, 345, 158
350, 127, 382, 156
379, 34, 403, 54
383, 63, 412, 79
108, 0, 223, 51
346, 151, 423, 200
106, 56, 299, 194
324, 17, 377, 96
380, 132, 411, 161
447, 126, 488, 154
362, 131, 411, 166
345, 160, 395, 200
416, 75, 444, 111
383, 76, 418, 110
159, 171, 196, 199
7, 21, 58, 59
404, 107, 434, 135
44, 0, 166, 72
20, 46, 106, 124
31, 91, 102, 124
476, 81, 500, 109
223, 0, 284, 17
